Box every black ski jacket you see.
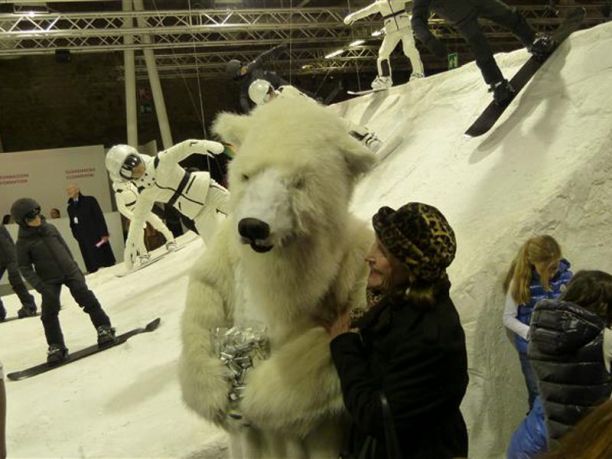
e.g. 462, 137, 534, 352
528, 300, 612, 444
330, 289, 469, 459
411, 0, 478, 46
15, 220, 80, 293
0, 225, 17, 265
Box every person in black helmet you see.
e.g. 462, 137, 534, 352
11, 198, 116, 364
225, 42, 289, 113
410, 0, 556, 106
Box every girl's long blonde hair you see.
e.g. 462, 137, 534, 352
503, 235, 562, 304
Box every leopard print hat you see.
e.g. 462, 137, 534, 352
372, 202, 457, 283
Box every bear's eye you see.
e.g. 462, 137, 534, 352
241, 174, 250, 182
293, 177, 305, 189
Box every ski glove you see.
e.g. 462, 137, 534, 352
344, 13, 355, 25
426, 36, 448, 59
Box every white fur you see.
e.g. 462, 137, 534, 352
180, 96, 375, 458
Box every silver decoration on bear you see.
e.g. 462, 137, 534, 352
212, 325, 270, 420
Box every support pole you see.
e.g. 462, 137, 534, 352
133, 0, 173, 149
122, 0, 138, 147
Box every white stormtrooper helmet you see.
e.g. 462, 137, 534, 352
106, 144, 144, 182
248, 79, 275, 106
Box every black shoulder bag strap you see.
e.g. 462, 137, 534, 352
380, 392, 403, 459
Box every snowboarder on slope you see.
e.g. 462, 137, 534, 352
344, 0, 425, 90
410, 0, 555, 105
105, 140, 229, 270
11, 199, 115, 364
248, 79, 385, 155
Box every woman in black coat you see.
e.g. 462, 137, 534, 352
326, 202, 469, 459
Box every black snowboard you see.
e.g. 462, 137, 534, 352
0, 313, 41, 324
7, 318, 161, 381
465, 7, 586, 137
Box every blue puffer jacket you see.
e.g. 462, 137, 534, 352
515, 259, 572, 354
507, 396, 548, 459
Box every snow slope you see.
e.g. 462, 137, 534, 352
339, 20, 612, 458
1, 20, 611, 459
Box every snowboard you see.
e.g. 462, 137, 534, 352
6, 317, 161, 381
115, 244, 185, 278
347, 88, 387, 96
465, 7, 586, 138
376, 134, 404, 161
0, 313, 40, 324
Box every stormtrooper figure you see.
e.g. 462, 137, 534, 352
248, 79, 383, 154
111, 180, 177, 264
105, 140, 229, 269
344, 0, 425, 90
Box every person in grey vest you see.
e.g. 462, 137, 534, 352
11, 198, 116, 364
508, 270, 612, 458
0, 224, 36, 320
518, 270, 612, 454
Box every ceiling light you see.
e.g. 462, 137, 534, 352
371, 29, 383, 37
349, 40, 365, 47
325, 49, 344, 59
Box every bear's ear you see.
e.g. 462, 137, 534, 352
339, 136, 377, 179
212, 111, 252, 148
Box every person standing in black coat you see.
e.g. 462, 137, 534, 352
66, 184, 116, 273
0, 225, 37, 320
11, 198, 116, 364
326, 202, 469, 459
410, 0, 555, 106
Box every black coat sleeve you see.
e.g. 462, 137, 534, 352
16, 241, 45, 293
88, 197, 110, 238
67, 204, 78, 239
331, 325, 459, 438
0, 226, 16, 264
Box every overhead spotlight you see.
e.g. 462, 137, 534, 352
301, 64, 313, 70
325, 49, 345, 59
371, 29, 384, 37
349, 40, 365, 47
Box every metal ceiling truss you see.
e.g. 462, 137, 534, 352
0, 5, 605, 76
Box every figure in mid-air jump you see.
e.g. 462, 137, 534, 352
344, 0, 425, 90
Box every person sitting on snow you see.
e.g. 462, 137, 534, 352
410, 0, 556, 106
111, 180, 177, 265
248, 79, 385, 155
344, 0, 425, 90
105, 140, 229, 270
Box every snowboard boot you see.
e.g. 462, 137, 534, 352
0, 304, 6, 322
529, 34, 556, 61
490, 79, 516, 107
371, 76, 392, 90
97, 325, 116, 347
47, 344, 68, 365
137, 253, 151, 266
17, 305, 37, 318
165, 241, 178, 252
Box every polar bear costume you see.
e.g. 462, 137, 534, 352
179, 96, 376, 458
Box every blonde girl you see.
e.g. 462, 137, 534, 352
502, 235, 573, 409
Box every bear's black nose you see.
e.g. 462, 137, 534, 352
238, 218, 270, 241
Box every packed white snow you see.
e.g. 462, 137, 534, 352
1, 20, 611, 459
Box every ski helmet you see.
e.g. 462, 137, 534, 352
225, 59, 243, 79
105, 144, 143, 182
10, 198, 41, 227
248, 79, 274, 105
